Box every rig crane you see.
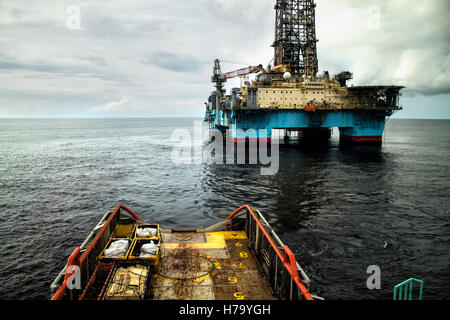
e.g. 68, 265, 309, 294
212, 59, 266, 96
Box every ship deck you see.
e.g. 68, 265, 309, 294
151, 230, 276, 300
50, 205, 312, 301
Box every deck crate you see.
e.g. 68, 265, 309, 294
98, 238, 133, 261
128, 238, 160, 266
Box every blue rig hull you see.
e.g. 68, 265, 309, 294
207, 108, 394, 145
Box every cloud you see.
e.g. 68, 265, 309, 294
88, 96, 143, 113
315, 0, 450, 95
146, 51, 205, 73
0, 0, 449, 118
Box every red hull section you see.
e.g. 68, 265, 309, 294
233, 138, 272, 144
340, 135, 382, 144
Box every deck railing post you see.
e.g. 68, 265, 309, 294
409, 281, 413, 300
417, 279, 423, 300
394, 278, 424, 301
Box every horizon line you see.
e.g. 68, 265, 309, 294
0, 116, 449, 120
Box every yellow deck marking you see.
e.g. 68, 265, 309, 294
234, 292, 245, 300
211, 259, 221, 270
215, 231, 247, 240
154, 272, 215, 284
162, 231, 248, 250
228, 277, 238, 284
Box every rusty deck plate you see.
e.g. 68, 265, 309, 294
149, 231, 277, 300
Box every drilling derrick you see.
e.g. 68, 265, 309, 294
273, 0, 318, 77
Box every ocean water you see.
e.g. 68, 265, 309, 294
0, 118, 448, 300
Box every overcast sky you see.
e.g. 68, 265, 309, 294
0, 0, 449, 118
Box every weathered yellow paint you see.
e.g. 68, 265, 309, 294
162, 231, 248, 250
153, 272, 216, 284
240, 252, 249, 258
210, 231, 248, 240
228, 277, 238, 284
234, 292, 245, 300
211, 260, 221, 270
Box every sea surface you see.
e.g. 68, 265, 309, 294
0, 118, 449, 300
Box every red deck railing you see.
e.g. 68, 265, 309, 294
51, 205, 142, 300
226, 205, 313, 300
51, 204, 313, 301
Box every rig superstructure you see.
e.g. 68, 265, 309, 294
205, 0, 404, 145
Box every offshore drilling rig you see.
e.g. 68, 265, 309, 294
204, 0, 404, 145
